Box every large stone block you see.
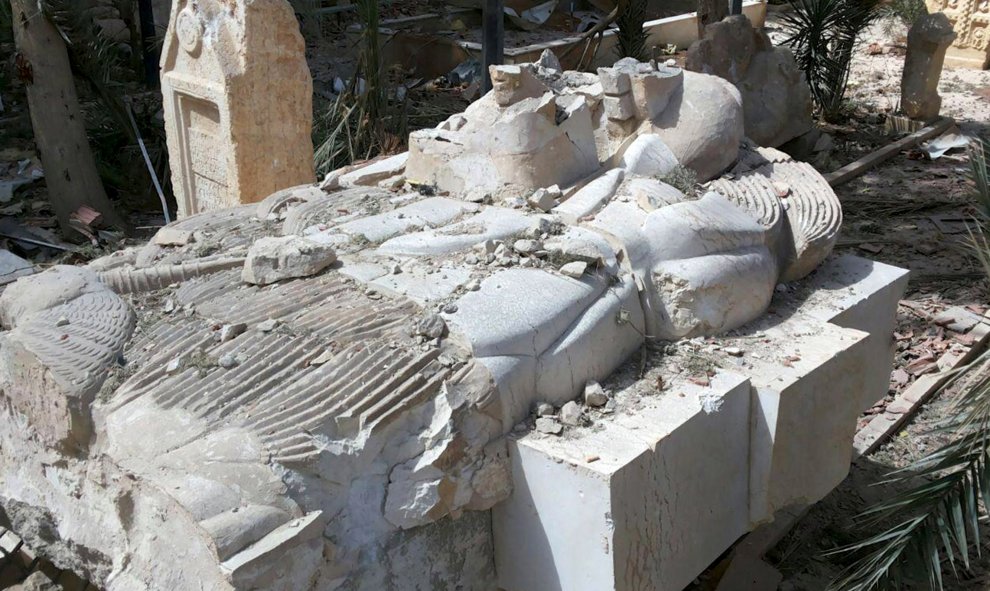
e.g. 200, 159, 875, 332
494, 373, 752, 591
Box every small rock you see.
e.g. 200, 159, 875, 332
474, 240, 497, 255
55, 316, 69, 327
320, 171, 341, 192
553, 239, 604, 265
219, 323, 247, 342
391, 263, 403, 275
442, 303, 459, 314
559, 261, 587, 278
772, 181, 791, 198
584, 381, 608, 407
513, 239, 541, 255
527, 185, 561, 212
536, 48, 562, 73
154, 227, 195, 247
218, 353, 239, 369
165, 357, 182, 374
465, 254, 480, 265
163, 298, 176, 313
257, 319, 279, 333
724, 346, 744, 357
536, 402, 555, 417
535, 417, 563, 435
465, 279, 482, 291
416, 313, 447, 339
559, 401, 582, 426
310, 350, 335, 366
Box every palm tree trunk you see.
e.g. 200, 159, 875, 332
10, 0, 125, 237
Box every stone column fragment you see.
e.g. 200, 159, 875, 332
901, 13, 957, 121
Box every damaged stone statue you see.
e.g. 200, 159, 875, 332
0, 52, 852, 591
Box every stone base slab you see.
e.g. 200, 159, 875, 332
492, 255, 908, 591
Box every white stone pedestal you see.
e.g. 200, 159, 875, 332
492, 255, 908, 591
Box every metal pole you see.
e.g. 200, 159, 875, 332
482, 0, 504, 94
730, 0, 743, 15
137, 0, 159, 88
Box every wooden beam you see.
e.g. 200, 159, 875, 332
824, 117, 955, 188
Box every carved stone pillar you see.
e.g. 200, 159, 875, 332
161, 0, 315, 217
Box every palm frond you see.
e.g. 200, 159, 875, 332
781, 0, 881, 121
970, 139, 990, 221
826, 347, 990, 591
616, 0, 648, 61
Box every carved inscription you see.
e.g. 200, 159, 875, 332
179, 95, 228, 214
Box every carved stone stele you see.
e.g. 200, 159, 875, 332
161, 0, 315, 217
926, 0, 990, 69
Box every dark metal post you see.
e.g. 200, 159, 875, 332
137, 0, 160, 88
729, 0, 743, 15
482, 0, 504, 94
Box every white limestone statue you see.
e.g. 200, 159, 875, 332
0, 56, 844, 591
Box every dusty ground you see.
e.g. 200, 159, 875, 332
761, 16, 990, 591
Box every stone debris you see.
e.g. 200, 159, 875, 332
218, 352, 239, 369
558, 261, 587, 278
242, 235, 337, 286
153, 226, 195, 247
536, 402, 555, 416
535, 417, 563, 435
512, 239, 541, 255
415, 313, 447, 339
559, 401, 582, 426
527, 186, 561, 212
257, 318, 279, 333
584, 381, 608, 407
219, 322, 247, 342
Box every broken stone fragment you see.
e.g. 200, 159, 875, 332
219, 322, 247, 342
490, 64, 548, 107
154, 227, 195, 247
584, 381, 608, 407
536, 49, 562, 73
218, 352, 239, 369
242, 235, 337, 286
535, 417, 563, 435
559, 261, 587, 278
527, 186, 561, 212
319, 171, 341, 192
559, 401, 582, 426
552, 239, 605, 266
513, 239, 541, 255
257, 319, 279, 333
416, 313, 447, 339
536, 402, 555, 417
